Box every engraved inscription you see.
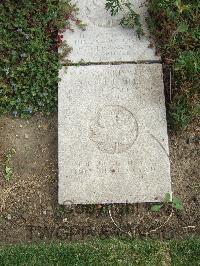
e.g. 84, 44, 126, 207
85, 0, 123, 28
89, 105, 138, 154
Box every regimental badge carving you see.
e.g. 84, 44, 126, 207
89, 105, 138, 154
85, 0, 123, 28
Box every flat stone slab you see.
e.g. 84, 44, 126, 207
62, 0, 159, 63
58, 64, 171, 204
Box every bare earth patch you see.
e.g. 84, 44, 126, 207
0, 113, 199, 244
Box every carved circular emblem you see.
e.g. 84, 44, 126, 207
85, 0, 123, 28
89, 105, 138, 154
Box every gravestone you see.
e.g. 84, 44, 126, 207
58, 64, 171, 204
62, 0, 160, 62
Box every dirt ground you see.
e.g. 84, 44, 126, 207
0, 111, 199, 244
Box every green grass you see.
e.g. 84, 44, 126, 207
0, 0, 78, 117
147, 0, 200, 128
170, 238, 200, 266
0, 238, 199, 266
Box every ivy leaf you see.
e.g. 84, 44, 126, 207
151, 204, 163, 212
172, 197, 184, 210
105, 0, 121, 16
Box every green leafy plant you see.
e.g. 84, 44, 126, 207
57, 205, 65, 217
151, 193, 184, 212
147, 0, 200, 129
0, 0, 79, 117
4, 148, 16, 181
175, 0, 191, 14
105, 0, 122, 16
169, 95, 192, 129
105, 0, 144, 38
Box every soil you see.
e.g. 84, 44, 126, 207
0, 108, 199, 244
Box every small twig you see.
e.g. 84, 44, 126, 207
108, 207, 132, 237
146, 209, 174, 235
182, 226, 196, 229
169, 69, 172, 102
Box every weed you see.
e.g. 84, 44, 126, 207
106, 0, 199, 128
105, 0, 144, 38
169, 95, 192, 129
147, 0, 200, 128
57, 205, 65, 217
3, 148, 16, 182
151, 193, 184, 212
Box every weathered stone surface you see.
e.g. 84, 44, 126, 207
58, 64, 171, 204
62, 0, 159, 63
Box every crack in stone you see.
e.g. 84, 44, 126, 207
150, 133, 169, 157
64, 60, 162, 67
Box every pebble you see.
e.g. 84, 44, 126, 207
7, 214, 11, 220
46, 206, 53, 211
24, 133, 29, 139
